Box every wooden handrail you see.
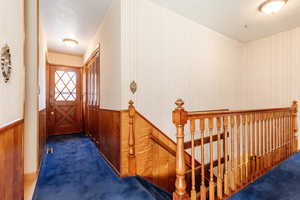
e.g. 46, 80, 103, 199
188, 108, 229, 114
172, 99, 298, 200
188, 107, 291, 119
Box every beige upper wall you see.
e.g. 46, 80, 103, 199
239, 26, 300, 149
121, 0, 242, 141
84, 0, 122, 110
240, 26, 300, 109
47, 51, 83, 67
39, 19, 47, 110
0, 0, 25, 127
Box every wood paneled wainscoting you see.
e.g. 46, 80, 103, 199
38, 109, 47, 166
120, 101, 195, 193
85, 109, 121, 173
83, 100, 193, 192
0, 119, 24, 200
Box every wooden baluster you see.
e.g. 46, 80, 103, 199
287, 111, 290, 157
255, 114, 260, 178
273, 112, 276, 164
190, 119, 196, 200
289, 111, 292, 156
266, 113, 271, 168
200, 119, 206, 200
278, 113, 281, 162
223, 116, 230, 196
280, 112, 284, 161
230, 115, 236, 192
260, 113, 264, 174
172, 99, 189, 200
274, 112, 277, 164
284, 112, 287, 159
128, 100, 136, 176
247, 114, 252, 182
217, 117, 223, 200
279, 113, 282, 161
285, 112, 291, 158
277, 112, 280, 163
209, 118, 215, 200
270, 112, 273, 166
292, 101, 298, 154
251, 113, 256, 180
263, 113, 267, 171
276, 112, 280, 163
236, 115, 241, 187
271, 112, 276, 166
242, 115, 246, 184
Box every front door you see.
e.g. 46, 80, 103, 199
47, 65, 82, 135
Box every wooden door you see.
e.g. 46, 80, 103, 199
47, 65, 82, 135
84, 50, 100, 140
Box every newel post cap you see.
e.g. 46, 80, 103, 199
292, 101, 298, 113
172, 99, 188, 126
128, 100, 135, 117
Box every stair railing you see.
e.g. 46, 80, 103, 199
173, 99, 298, 200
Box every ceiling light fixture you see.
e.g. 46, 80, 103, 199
63, 38, 79, 47
259, 0, 288, 14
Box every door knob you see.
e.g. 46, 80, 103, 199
51, 112, 54, 115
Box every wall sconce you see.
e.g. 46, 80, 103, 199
130, 81, 137, 94
1, 44, 12, 83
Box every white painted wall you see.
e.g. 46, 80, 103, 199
84, 0, 122, 110
47, 51, 83, 67
121, 0, 243, 140
24, 0, 39, 174
0, 0, 25, 127
240, 27, 300, 148
39, 19, 47, 110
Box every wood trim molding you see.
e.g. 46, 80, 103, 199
84, 45, 100, 65
0, 119, 24, 200
100, 108, 121, 113
0, 119, 24, 133
24, 172, 37, 181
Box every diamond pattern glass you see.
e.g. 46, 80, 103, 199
55, 70, 77, 101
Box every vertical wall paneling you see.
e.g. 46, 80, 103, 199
0, 120, 24, 200
241, 27, 300, 149
84, 49, 121, 173
38, 109, 47, 166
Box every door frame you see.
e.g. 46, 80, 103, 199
82, 47, 100, 135
46, 63, 83, 135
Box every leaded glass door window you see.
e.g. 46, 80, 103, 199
54, 70, 77, 101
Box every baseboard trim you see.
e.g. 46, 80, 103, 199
24, 172, 37, 181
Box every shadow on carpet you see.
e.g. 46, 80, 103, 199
32, 134, 171, 200
229, 152, 300, 200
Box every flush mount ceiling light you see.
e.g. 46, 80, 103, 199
63, 38, 79, 47
259, 0, 288, 14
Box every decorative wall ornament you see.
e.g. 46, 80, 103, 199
1, 44, 12, 83
130, 81, 137, 94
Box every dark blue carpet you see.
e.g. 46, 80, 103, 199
32, 134, 171, 200
229, 152, 300, 200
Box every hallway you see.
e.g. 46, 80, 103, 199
32, 134, 171, 200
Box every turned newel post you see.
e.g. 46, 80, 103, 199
292, 101, 298, 153
128, 100, 136, 176
173, 99, 189, 200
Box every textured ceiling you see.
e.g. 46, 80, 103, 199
41, 0, 112, 55
150, 0, 300, 42
41, 0, 300, 55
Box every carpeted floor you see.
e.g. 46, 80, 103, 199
229, 152, 300, 200
32, 134, 171, 200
